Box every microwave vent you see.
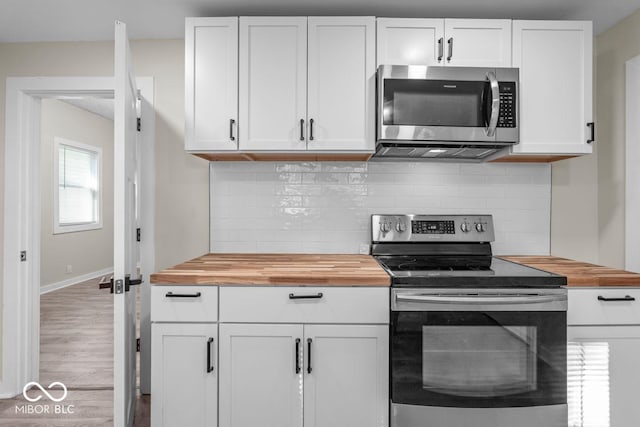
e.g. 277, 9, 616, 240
373, 143, 509, 162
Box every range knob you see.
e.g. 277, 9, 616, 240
475, 222, 485, 232
460, 222, 471, 233
395, 222, 406, 233
380, 222, 391, 233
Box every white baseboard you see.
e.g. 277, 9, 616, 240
40, 267, 114, 295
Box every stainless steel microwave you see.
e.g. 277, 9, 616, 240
375, 65, 519, 161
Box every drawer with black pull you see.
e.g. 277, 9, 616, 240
151, 285, 218, 322
219, 286, 389, 324
568, 288, 640, 326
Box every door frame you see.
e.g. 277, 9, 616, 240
0, 76, 155, 397
626, 56, 640, 273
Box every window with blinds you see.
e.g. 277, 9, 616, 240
568, 341, 610, 427
54, 137, 102, 233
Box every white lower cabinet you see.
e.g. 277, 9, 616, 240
151, 323, 218, 427
567, 288, 640, 427
303, 325, 389, 427
218, 322, 389, 427
218, 323, 304, 427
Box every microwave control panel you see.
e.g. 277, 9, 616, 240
497, 82, 516, 128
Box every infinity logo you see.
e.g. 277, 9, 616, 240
23, 381, 68, 403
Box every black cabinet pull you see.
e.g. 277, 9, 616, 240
165, 291, 202, 298
230, 119, 236, 141
295, 338, 301, 374
289, 292, 323, 300
437, 37, 444, 62
587, 122, 595, 144
300, 119, 305, 141
447, 38, 453, 62
598, 295, 635, 302
309, 118, 315, 141
206, 337, 214, 373
307, 338, 313, 374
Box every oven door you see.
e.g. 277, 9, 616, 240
391, 288, 567, 410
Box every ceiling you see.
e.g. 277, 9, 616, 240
1, 0, 639, 43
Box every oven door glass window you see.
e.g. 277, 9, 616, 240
391, 311, 566, 408
422, 325, 537, 397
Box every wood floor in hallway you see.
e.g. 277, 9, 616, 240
0, 277, 150, 426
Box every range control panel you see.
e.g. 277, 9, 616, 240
372, 214, 495, 243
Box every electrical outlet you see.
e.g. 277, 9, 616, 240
66, 265, 73, 274
359, 244, 370, 255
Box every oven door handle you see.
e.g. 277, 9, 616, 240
396, 293, 565, 305
485, 71, 500, 138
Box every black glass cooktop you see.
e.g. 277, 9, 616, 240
375, 256, 566, 288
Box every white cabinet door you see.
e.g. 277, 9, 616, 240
303, 325, 389, 427
444, 19, 512, 67
376, 18, 445, 66
511, 20, 593, 155
568, 326, 640, 427
239, 17, 307, 151
219, 323, 304, 427
151, 323, 218, 427
307, 17, 375, 151
185, 17, 238, 151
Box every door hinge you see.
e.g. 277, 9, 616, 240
136, 228, 141, 242
136, 338, 141, 352
137, 117, 141, 132
20, 251, 27, 262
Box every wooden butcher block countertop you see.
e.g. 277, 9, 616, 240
501, 256, 640, 287
150, 253, 391, 286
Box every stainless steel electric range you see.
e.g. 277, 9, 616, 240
371, 214, 568, 427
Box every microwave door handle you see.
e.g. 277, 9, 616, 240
486, 71, 500, 137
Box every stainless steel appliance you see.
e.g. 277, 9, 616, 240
374, 66, 519, 161
371, 214, 567, 427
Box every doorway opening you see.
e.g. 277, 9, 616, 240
1, 77, 155, 427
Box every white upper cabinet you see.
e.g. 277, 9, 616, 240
307, 17, 375, 151
376, 18, 445, 66
185, 17, 238, 151
444, 19, 512, 67
239, 17, 308, 151
376, 18, 511, 67
511, 20, 593, 156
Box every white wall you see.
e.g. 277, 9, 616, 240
210, 162, 551, 255
551, 8, 640, 268
40, 99, 114, 287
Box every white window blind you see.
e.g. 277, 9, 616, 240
568, 341, 610, 427
54, 138, 102, 233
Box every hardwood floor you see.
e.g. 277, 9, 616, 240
0, 277, 150, 426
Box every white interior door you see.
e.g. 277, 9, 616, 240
114, 20, 140, 427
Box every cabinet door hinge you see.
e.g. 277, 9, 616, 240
136, 228, 141, 242
20, 251, 27, 262
136, 338, 141, 352
137, 117, 141, 132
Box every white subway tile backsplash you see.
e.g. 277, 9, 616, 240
210, 162, 551, 255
